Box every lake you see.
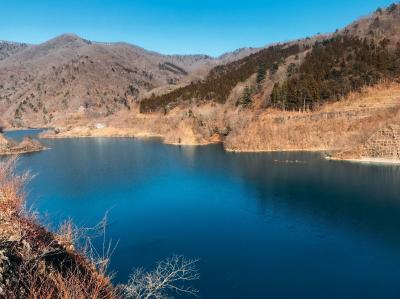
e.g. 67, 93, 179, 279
5, 129, 400, 299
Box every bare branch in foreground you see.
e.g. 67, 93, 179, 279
124, 255, 200, 299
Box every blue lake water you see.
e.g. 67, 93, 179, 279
4, 129, 400, 299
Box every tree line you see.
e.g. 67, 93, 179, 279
140, 44, 301, 112
270, 35, 400, 110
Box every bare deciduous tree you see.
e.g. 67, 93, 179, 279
124, 255, 200, 299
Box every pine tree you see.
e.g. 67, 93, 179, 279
239, 86, 253, 107
387, 3, 397, 13
271, 83, 280, 103
256, 63, 266, 85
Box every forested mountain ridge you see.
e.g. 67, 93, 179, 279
140, 2, 400, 113
270, 35, 400, 110
139, 43, 302, 112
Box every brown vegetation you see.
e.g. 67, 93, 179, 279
139, 44, 302, 112
224, 82, 400, 154
0, 34, 256, 128
40, 82, 400, 162
0, 157, 117, 299
270, 35, 400, 110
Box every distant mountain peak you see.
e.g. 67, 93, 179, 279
46, 33, 92, 46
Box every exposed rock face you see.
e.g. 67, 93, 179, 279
362, 125, 400, 160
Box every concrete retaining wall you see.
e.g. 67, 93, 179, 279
363, 125, 400, 159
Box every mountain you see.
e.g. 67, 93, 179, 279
0, 41, 28, 61
341, 3, 400, 40
141, 3, 400, 113
269, 4, 400, 111
139, 42, 303, 112
0, 34, 255, 127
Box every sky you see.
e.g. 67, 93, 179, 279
0, 0, 395, 56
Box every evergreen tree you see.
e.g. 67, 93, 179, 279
287, 63, 298, 77
256, 63, 266, 85
270, 35, 400, 111
140, 43, 300, 112
269, 63, 279, 75
387, 3, 398, 13
239, 86, 253, 107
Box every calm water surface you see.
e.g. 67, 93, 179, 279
5, 130, 400, 299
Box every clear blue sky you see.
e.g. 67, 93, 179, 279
0, 0, 395, 56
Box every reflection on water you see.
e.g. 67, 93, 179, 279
4, 129, 45, 142
7, 131, 400, 299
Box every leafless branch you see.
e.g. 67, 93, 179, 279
124, 255, 200, 299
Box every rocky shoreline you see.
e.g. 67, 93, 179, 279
39, 126, 222, 146
38, 125, 400, 165
9, 125, 400, 166
0, 134, 45, 156
8, 84, 400, 165
326, 156, 400, 165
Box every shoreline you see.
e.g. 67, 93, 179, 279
42, 133, 222, 147
3, 127, 49, 132
9, 127, 400, 165
224, 147, 331, 153
39, 128, 332, 151
326, 156, 400, 165
0, 147, 48, 156
39, 128, 222, 147
0, 132, 47, 156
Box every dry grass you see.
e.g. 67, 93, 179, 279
41, 82, 400, 154
224, 82, 400, 152
17, 263, 116, 299
0, 156, 30, 215
0, 157, 118, 299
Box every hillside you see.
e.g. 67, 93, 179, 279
140, 4, 400, 114
139, 43, 303, 112
0, 34, 256, 128
0, 41, 28, 61
341, 3, 400, 41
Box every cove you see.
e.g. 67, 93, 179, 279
5, 130, 400, 299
